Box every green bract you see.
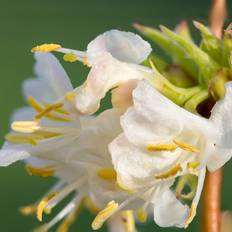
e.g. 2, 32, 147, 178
134, 21, 232, 111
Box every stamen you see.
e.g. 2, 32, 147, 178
5, 134, 40, 145
137, 208, 148, 223
19, 204, 37, 216
155, 164, 183, 179
56, 204, 83, 232
146, 143, 178, 152
28, 96, 71, 122
120, 210, 136, 232
84, 197, 100, 213
65, 91, 76, 103
26, 164, 55, 178
34, 102, 64, 119
11, 121, 40, 133
31, 43, 61, 52
91, 201, 119, 230
37, 192, 57, 222
27, 96, 44, 112
63, 53, 79, 63
187, 161, 200, 173
184, 203, 197, 228
173, 140, 200, 153
46, 177, 86, 210
97, 168, 117, 181
53, 108, 70, 115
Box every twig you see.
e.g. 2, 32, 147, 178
201, 0, 227, 231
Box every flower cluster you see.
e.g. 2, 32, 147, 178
1, 22, 232, 232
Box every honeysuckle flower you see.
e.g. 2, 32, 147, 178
109, 80, 232, 228
31, 30, 154, 114
0, 53, 139, 232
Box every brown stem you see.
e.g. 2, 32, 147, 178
202, 169, 223, 232
209, 0, 227, 38
201, 1, 227, 232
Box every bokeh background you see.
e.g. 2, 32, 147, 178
0, 0, 232, 231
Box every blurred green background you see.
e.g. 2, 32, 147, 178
0, 0, 232, 231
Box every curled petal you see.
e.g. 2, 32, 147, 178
209, 82, 232, 171
87, 29, 152, 64
152, 184, 189, 228
111, 79, 138, 109
74, 54, 152, 114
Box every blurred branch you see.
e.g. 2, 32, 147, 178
202, 1, 227, 232
209, 0, 227, 38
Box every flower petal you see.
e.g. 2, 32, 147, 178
74, 54, 152, 114
23, 52, 73, 103
110, 134, 183, 191
0, 144, 30, 166
87, 29, 152, 64
152, 184, 189, 228
122, 81, 217, 147
121, 81, 183, 146
10, 107, 35, 122
111, 79, 138, 109
208, 82, 232, 171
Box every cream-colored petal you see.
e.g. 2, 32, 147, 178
153, 184, 189, 228
23, 53, 73, 103
87, 29, 152, 64
0, 144, 31, 166
111, 79, 138, 109
110, 134, 183, 190
122, 81, 217, 147
208, 82, 232, 171
74, 54, 152, 114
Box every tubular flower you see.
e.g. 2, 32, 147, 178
0, 53, 138, 232
31, 30, 153, 114
109, 80, 232, 228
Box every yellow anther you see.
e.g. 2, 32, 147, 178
25, 164, 55, 178
37, 192, 57, 222
187, 161, 200, 175
19, 204, 37, 216
184, 203, 197, 228
91, 201, 119, 230
63, 53, 78, 63
34, 102, 64, 119
84, 197, 100, 214
31, 43, 61, 52
97, 168, 117, 181
155, 164, 183, 180
121, 210, 136, 232
33, 130, 62, 139
5, 134, 40, 145
27, 96, 44, 112
65, 91, 76, 103
28, 96, 71, 122
187, 161, 200, 170
173, 140, 200, 153
146, 143, 178, 152
11, 121, 40, 133
53, 107, 70, 115
137, 208, 148, 223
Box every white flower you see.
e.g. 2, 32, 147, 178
109, 80, 232, 228
31, 30, 153, 114
0, 53, 138, 232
